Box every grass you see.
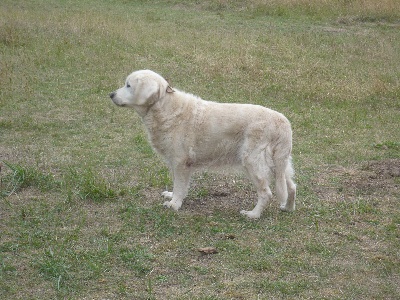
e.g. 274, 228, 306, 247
1, 0, 399, 299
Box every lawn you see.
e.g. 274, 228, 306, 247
1, 0, 399, 299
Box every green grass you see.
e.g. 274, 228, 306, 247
1, 0, 399, 299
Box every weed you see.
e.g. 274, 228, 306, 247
133, 133, 154, 158
374, 141, 400, 151
63, 168, 118, 202
0, 162, 59, 196
37, 247, 71, 287
257, 279, 311, 296
119, 245, 155, 277
195, 187, 210, 198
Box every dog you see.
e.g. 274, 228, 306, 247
109, 70, 296, 219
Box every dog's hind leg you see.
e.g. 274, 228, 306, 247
163, 164, 192, 211
240, 150, 272, 219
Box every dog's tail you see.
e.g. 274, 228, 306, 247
274, 155, 296, 212
272, 115, 296, 211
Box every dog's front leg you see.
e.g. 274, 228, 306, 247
163, 165, 192, 211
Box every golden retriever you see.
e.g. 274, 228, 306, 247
109, 70, 296, 219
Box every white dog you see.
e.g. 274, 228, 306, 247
109, 70, 296, 219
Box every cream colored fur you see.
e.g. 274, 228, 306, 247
110, 70, 296, 219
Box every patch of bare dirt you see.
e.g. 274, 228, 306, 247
346, 159, 400, 195
185, 173, 256, 215
314, 159, 400, 201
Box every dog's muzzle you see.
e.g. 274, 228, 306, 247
109, 92, 126, 107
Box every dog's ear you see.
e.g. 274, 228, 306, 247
158, 79, 174, 100
165, 78, 175, 94
166, 85, 175, 93
134, 78, 160, 106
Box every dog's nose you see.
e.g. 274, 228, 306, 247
109, 92, 116, 99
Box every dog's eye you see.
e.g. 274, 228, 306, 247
126, 84, 131, 88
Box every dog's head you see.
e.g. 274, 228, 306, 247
109, 70, 171, 113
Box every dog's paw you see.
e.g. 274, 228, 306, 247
240, 210, 261, 219
162, 191, 173, 199
279, 204, 295, 212
163, 200, 181, 211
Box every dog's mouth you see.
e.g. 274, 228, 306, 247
112, 100, 126, 107
109, 92, 126, 106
